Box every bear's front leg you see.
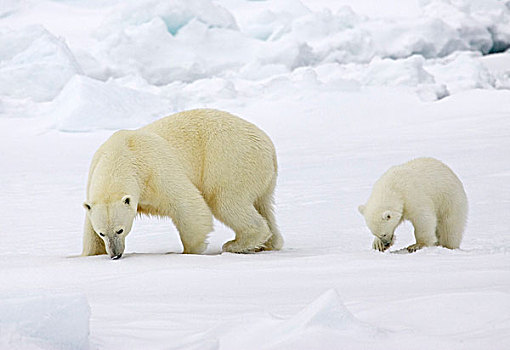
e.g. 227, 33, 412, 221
406, 243, 426, 252
408, 213, 437, 253
176, 204, 213, 254
169, 190, 214, 254
81, 216, 106, 256
372, 237, 390, 252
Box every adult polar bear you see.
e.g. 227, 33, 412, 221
82, 109, 282, 259
359, 158, 467, 253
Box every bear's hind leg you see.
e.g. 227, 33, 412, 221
81, 216, 106, 256
254, 185, 283, 251
436, 209, 466, 249
214, 201, 272, 253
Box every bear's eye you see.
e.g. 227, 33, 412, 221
386, 214, 391, 220
116, 229, 124, 235
98, 232, 105, 237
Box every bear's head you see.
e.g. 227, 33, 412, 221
358, 204, 403, 248
83, 195, 137, 259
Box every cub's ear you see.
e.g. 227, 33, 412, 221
83, 202, 91, 211
358, 205, 366, 215
382, 210, 392, 221
122, 195, 132, 207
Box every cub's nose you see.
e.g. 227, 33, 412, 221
111, 254, 122, 260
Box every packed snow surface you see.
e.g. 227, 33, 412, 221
0, 294, 90, 350
1, 0, 510, 349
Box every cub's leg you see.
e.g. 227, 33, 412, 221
372, 235, 394, 252
436, 208, 466, 249
408, 212, 437, 253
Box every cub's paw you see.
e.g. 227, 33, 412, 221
406, 243, 425, 253
372, 238, 389, 252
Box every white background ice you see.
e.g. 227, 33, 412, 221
1, 0, 509, 349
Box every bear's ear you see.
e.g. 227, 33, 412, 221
382, 210, 392, 221
83, 202, 91, 211
358, 205, 366, 215
122, 195, 132, 207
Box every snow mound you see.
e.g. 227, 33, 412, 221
236, 1, 311, 41
256, 289, 376, 350
363, 56, 435, 87
92, 16, 257, 85
480, 52, 510, 89
426, 51, 496, 95
0, 294, 90, 350
161, 77, 237, 109
0, 0, 26, 22
422, 0, 510, 54
281, 289, 359, 331
46, 75, 170, 132
267, 1, 510, 67
362, 55, 449, 101
1, 0, 510, 122
99, 0, 237, 36
82, 0, 510, 88
0, 25, 82, 103
87, 0, 242, 84
176, 289, 375, 350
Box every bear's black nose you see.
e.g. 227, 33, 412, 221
111, 254, 122, 260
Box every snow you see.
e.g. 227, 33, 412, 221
1, 0, 510, 349
0, 25, 82, 103
45, 75, 170, 132
179, 289, 377, 350
0, 293, 90, 350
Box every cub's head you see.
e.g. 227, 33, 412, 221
83, 195, 137, 259
358, 204, 403, 248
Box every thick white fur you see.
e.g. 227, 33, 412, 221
359, 157, 468, 253
82, 109, 282, 257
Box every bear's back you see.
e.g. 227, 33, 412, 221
381, 157, 466, 208
141, 109, 265, 143
139, 109, 276, 193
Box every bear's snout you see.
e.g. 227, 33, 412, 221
111, 253, 122, 260
380, 234, 395, 248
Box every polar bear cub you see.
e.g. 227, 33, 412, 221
82, 109, 282, 259
358, 157, 467, 253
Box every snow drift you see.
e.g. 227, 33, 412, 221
0, 294, 90, 350
0, 25, 82, 103
46, 75, 170, 132
0, 0, 509, 126
171, 289, 377, 350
